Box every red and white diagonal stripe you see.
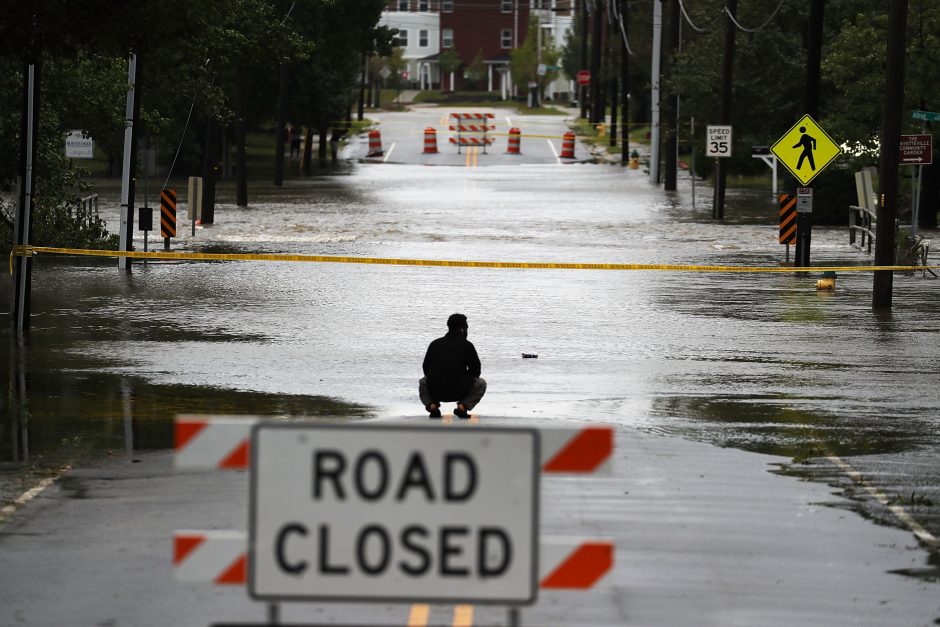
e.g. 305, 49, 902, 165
173, 530, 247, 585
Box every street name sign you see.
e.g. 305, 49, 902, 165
771, 114, 841, 185
899, 134, 933, 165
249, 423, 539, 604
706, 125, 732, 157
912, 110, 940, 122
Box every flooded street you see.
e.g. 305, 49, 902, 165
2, 152, 940, 623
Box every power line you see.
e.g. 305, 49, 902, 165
724, 0, 787, 32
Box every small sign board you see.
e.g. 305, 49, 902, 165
65, 130, 94, 159
771, 114, 841, 185
706, 125, 732, 157
576, 70, 591, 86
249, 423, 539, 604
899, 134, 932, 165
796, 187, 814, 213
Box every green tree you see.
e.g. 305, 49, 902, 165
438, 48, 462, 92
464, 49, 486, 90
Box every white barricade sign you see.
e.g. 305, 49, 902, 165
248, 423, 539, 604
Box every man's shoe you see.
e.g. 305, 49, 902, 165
453, 404, 469, 419
427, 404, 442, 419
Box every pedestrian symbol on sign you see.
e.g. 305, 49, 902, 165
793, 127, 816, 172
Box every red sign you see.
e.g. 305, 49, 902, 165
576, 70, 591, 86
899, 134, 933, 165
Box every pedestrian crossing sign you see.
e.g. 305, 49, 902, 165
770, 114, 842, 185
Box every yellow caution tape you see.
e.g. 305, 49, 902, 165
8, 245, 938, 274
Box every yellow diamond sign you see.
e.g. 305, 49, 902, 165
770, 114, 842, 185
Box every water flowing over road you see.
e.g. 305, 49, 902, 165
2, 128, 940, 625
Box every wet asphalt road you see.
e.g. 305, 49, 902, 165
2, 106, 940, 625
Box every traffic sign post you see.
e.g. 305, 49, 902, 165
705, 125, 732, 158
249, 423, 539, 605
173, 416, 615, 624
794, 187, 813, 267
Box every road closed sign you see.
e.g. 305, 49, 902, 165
249, 423, 539, 604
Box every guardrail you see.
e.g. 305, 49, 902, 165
848, 204, 876, 254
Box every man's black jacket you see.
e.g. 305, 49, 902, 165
422, 330, 481, 401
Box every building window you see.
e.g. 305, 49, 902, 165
395, 29, 408, 47
501, 0, 513, 13
397, 0, 408, 11
441, 0, 453, 12
418, 0, 429, 10
500, 28, 513, 49
442, 28, 454, 48
419, 29, 428, 47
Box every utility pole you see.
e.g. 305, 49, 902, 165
201, 119, 219, 224
273, 61, 289, 186
608, 7, 618, 148
580, 0, 589, 119
873, 0, 908, 310
713, 0, 737, 219
13, 60, 40, 333
620, 0, 629, 164
118, 50, 141, 272
649, 0, 662, 183
590, 0, 604, 124
235, 63, 248, 207
663, 0, 680, 191
804, 0, 825, 117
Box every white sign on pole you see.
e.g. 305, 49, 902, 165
705, 125, 732, 157
65, 130, 94, 159
249, 423, 539, 604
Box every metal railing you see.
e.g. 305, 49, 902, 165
69, 193, 99, 227
848, 205, 876, 254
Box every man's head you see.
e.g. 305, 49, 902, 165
447, 313, 468, 335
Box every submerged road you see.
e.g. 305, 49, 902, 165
2, 106, 940, 625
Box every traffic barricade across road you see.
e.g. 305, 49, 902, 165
172, 415, 615, 624
448, 112, 495, 154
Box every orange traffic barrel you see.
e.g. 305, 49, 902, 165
507, 127, 521, 154
423, 127, 438, 154
367, 130, 383, 157
560, 131, 576, 159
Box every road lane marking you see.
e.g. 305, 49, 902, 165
548, 138, 560, 163
826, 454, 939, 549
383, 142, 396, 162
464, 146, 478, 168
0, 467, 70, 525
407, 604, 429, 626
505, 115, 513, 127
453, 604, 474, 626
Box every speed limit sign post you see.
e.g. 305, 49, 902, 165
706, 125, 732, 157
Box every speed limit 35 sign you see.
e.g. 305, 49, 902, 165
706, 125, 733, 158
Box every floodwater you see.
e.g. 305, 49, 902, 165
2, 161, 940, 542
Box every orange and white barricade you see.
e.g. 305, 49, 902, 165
449, 112, 495, 154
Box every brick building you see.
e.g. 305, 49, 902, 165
380, 1, 577, 98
